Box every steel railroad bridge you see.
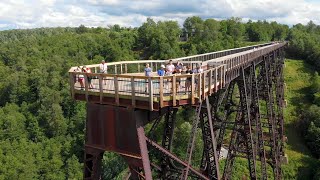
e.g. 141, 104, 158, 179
69, 42, 287, 180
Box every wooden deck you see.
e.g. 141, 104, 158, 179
69, 42, 287, 110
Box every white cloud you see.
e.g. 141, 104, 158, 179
1, 0, 320, 30
87, 0, 119, 5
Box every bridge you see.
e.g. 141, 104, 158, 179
69, 42, 287, 179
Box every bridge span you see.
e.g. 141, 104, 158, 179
69, 42, 287, 179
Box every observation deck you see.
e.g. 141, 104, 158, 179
68, 42, 286, 111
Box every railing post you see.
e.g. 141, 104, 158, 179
191, 74, 195, 104
131, 77, 136, 108
138, 64, 140, 72
148, 77, 153, 111
120, 64, 123, 74
115, 65, 117, 74
99, 74, 103, 103
198, 74, 201, 99
209, 70, 212, 95
114, 76, 119, 105
215, 68, 218, 92
172, 75, 177, 106
125, 64, 128, 74
159, 76, 164, 108
223, 64, 227, 88
202, 72, 206, 100
84, 73, 89, 102
220, 66, 223, 88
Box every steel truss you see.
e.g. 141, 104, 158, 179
84, 49, 286, 180
84, 147, 104, 180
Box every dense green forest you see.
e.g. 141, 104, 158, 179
0, 16, 320, 179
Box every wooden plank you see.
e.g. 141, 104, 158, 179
69, 73, 75, 99
99, 75, 103, 103
131, 77, 136, 108
148, 77, 153, 111
114, 65, 117, 74
159, 76, 164, 108
125, 64, 128, 73
83, 73, 89, 102
120, 64, 123, 74
114, 76, 119, 105
116, 74, 150, 79
138, 64, 141, 72
172, 75, 176, 106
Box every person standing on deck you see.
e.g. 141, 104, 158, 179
73, 66, 81, 85
176, 61, 183, 72
165, 60, 175, 90
166, 60, 175, 75
193, 64, 203, 74
99, 60, 107, 85
185, 66, 193, 93
99, 60, 107, 73
157, 65, 165, 76
172, 69, 182, 93
193, 64, 203, 91
78, 66, 85, 90
175, 62, 183, 90
83, 66, 94, 89
144, 63, 152, 93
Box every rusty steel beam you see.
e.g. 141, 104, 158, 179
146, 137, 209, 180
181, 101, 202, 179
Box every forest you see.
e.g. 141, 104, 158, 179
0, 16, 320, 179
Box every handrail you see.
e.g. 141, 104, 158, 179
68, 42, 275, 73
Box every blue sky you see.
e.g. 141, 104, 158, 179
1, 0, 320, 30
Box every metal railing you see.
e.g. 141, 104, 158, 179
69, 64, 225, 111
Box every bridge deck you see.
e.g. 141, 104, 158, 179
69, 42, 286, 110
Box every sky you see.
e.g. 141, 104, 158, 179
1, 0, 320, 30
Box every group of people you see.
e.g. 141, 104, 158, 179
74, 59, 204, 93
73, 66, 94, 90
144, 59, 204, 92
74, 60, 107, 90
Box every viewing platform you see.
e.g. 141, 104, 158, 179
68, 42, 286, 111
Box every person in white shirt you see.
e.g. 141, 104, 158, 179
165, 60, 175, 90
166, 60, 175, 75
99, 60, 107, 85
99, 60, 107, 73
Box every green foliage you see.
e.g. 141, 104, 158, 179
283, 59, 320, 179
0, 17, 320, 179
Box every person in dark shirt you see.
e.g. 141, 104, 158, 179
185, 66, 193, 92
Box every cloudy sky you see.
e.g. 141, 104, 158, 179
1, 0, 320, 30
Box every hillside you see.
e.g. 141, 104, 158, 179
282, 59, 319, 179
